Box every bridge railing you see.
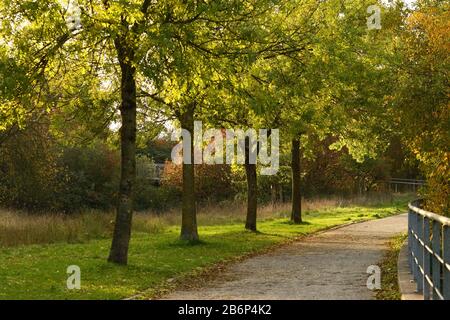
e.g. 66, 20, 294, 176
408, 200, 450, 300
389, 178, 426, 193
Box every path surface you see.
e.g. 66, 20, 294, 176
163, 214, 407, 300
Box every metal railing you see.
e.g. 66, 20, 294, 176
390, 178, 426, 193
391, 178, 426, 186
408, 200, 450, 300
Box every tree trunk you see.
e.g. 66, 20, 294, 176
291, 138, 302, 224
108, 39, 137, 265
245, 163, 258, 231
245, 137, 258, 231
180, 108, 199, 241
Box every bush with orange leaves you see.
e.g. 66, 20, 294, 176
161, 161, 236, 201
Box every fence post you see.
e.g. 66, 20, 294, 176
416, 213, 423, 293
408, 210, 413, 269
412, 210, 419, 284
444, 226, 450, 299
432, 220, 442, 300
423, 217, 431, 299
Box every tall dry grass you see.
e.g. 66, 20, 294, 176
0, 210, 114, 247
0, 192, 399, 248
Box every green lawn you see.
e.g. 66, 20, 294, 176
0, 204, 405, 300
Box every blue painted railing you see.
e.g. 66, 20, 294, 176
408, 200, 450, 300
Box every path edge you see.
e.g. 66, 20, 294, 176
397, 240, 423, 300
127, 220, 366, 300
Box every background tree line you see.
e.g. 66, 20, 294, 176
0, 124, 421, 212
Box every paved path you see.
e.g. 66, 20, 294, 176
163, 214, 407, 300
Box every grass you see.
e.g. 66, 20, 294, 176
375, 233, 407, 300
0, 192, 410, 248
0, 210, 114, 247
0, 195, 408, 300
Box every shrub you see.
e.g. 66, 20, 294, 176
56, 143, 120, 212
162, 162, 235, 202
134, 155, 181, 211
0, 123, 61, 211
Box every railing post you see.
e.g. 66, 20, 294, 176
423, 217, 431, 299
416, 213, 423, 293
444, 226, 450, 300
432, 220, 442, 300
408, 209, 413, 269
412, 210, 419, 284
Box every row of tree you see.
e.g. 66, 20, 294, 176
0, 0, 447, 265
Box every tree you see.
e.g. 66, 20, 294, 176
210, 0, 327, 230
247, 0, 405, 224
140, 0, 302, 236
291, 138, 302, 223
0, 0, 154, 264
392, 0, 449, 215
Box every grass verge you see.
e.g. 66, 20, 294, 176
0, 203, 405, 300
0, 193, 411, 248
375, 233, 408, 300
